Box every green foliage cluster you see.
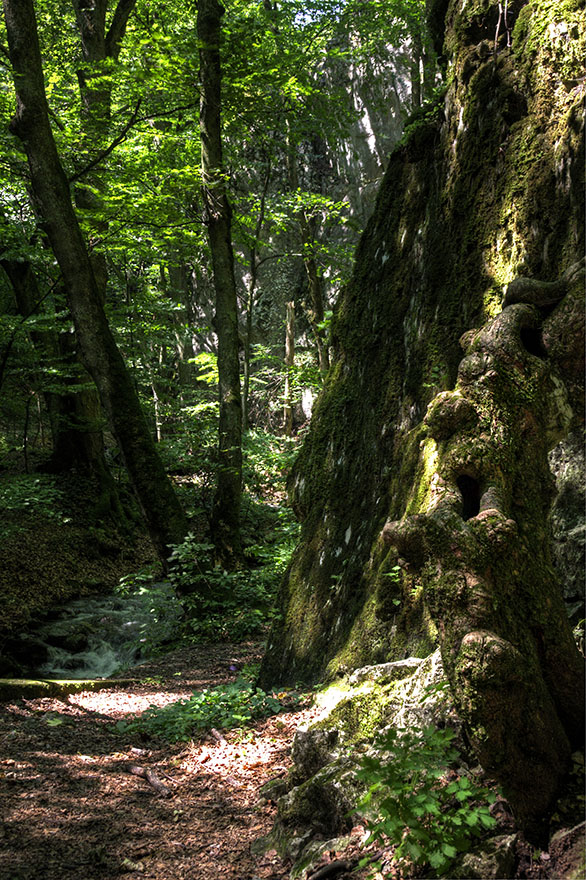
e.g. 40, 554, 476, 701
398, 86, 446, 150
115, 678, 283, 743
357, 724, 497, 875
0, 474, 68, 537
167, 509, 298, 642
116, 571, 183, 657
244, 346, 322, 433
242, 429, 299, 500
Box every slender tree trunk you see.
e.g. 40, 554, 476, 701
410, 32, 422, 109
198, 0, 242, 567
165, 262, 196, 394
242, 265, 256, 433
242, 154, 272, 432
1, 258, 105, 473
286, 122, 329, 376
3, 0, 188, 561
299, 210, 329, 375
283, 300, 295, 436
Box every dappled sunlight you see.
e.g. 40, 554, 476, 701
69, 686, 194, 718
0, 643, 307, 880
179, 707, 318, 785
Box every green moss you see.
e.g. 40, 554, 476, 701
513, 0, 585, 79
406, 436, 438, 515
324, 593, 388, 680
0, 678, 137, 701
315, 681, 397, 744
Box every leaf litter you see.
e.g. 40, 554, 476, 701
0, 640, 316, 880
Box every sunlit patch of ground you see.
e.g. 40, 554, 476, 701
69, 688, 194, 716
0, 641, 322, 880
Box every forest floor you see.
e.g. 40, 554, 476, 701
0, 640, 365, 880
0, 639, 583, 880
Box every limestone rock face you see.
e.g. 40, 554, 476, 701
260, 0, 584, 697
260, 0, 584, 831
549, 432, 586, 612
548, 822, 586, 880
256, 651, 458, 867
452, 834, 518, 880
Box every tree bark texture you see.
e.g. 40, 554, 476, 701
198, 0, 243, 566
260, 0, 585, 831
283, 300, 295, 436
285, 122, 329, 376
3, 0, 188, 560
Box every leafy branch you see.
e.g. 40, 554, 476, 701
68, 99, 143, 184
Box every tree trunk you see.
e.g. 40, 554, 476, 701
3, 0, 188, 561
283, 300, 295, 436
198, 0, 243, 567
410, 33, 422, 109
242, 266, 256, 433
165, 262, 196, 394
286, 123, 329, 376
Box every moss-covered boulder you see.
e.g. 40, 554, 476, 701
255, 651, 460, 868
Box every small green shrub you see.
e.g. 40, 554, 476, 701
357, 724, 497, 876
167, 511, 298, 641
115, 678, 283, 742
0, 473, 64, 515
0, 474, 67, 537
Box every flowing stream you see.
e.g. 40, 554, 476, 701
22, 584, 182, 680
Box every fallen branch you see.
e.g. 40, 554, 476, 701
308, 859, 356, 880
128, 764, 172, 797
210, 727, 227, 744
0, 677, 138, 702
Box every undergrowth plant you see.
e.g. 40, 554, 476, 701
0, 474, 67, 537
115, 678, 284, 742
356, 724, 497, 876
167, 509, 298, 642
115, 570, 183, 657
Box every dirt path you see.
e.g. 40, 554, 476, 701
0, 642, 317, 880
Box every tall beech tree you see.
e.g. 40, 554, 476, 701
2, 0, 188, 560
198, 0, 243, 567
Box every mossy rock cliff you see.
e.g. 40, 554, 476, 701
260, 0, 584, 689
260, 0, 584, 829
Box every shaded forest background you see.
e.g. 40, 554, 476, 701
0, 0, 584, 872
0, 0, 437, 645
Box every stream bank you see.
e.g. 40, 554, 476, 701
0, 470, 157, 674
4, 585, 183, 681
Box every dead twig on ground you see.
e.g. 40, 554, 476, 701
128, 764, 172, 797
